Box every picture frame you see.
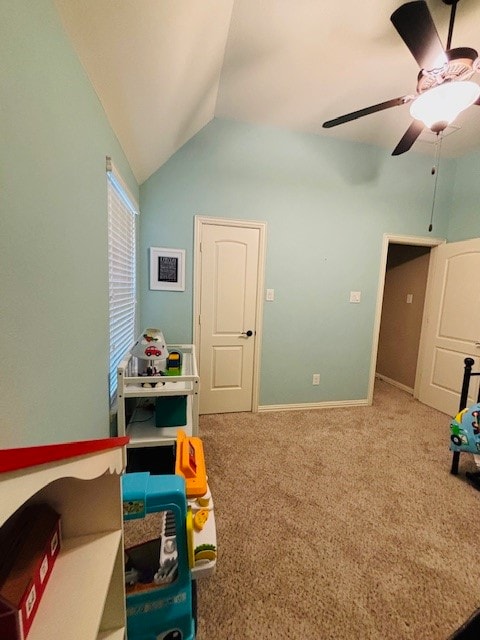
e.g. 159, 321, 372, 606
149, 247, 185, 291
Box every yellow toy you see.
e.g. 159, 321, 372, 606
193, 509, 209, 531
175, 429, 217, 577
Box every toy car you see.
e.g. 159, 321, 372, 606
145, 346, 162, 357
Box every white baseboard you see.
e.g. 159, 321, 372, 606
258, 398, 369, 413
375, 373, 413, 395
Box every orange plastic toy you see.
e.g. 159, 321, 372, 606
175, 429, 207, 498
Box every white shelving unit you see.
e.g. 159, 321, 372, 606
0, 438, 128, 640
117, 344, 199, 448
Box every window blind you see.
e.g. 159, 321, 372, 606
107, 157, 138, 403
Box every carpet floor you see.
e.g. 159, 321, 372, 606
195, 380, 480, 640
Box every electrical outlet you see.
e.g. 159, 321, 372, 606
312, 373, 320, 385
349, 291, 361, 303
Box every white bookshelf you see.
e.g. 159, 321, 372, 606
0, 438, 128, 640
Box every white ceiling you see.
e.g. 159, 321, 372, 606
54, 0, 480, 184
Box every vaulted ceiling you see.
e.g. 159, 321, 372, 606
54, 0, 480, 184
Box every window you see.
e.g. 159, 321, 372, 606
107, 157, 138, 403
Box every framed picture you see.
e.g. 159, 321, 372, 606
149, 247, 185, 291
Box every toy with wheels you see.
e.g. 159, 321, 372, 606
122, 473, 195, 640
450, 403, 480, 453
450, 358, 480, 475
122, 431, 217, 640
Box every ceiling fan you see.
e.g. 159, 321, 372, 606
322, 0, 480, 155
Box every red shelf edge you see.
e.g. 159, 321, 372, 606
0, 437, 130, 474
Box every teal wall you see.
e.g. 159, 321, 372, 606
2, 1, 477, 447
139, 119, 453, 406
0, 1, 138, 447
447, 149, 480, 241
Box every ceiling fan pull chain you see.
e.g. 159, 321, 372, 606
429, 133, 443, 232
446, 0, 459, 51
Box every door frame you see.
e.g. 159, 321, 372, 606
367, 233, 445, 404
193, 215, 267, 413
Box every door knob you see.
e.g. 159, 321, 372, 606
241, 330, 253, 337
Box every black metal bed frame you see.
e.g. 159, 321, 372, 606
450, 357, 480, 475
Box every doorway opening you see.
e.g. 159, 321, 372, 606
376, 243, 431, 393
368, 234, 444, 404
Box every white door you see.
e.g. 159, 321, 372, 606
195, 219, 265, 414
418, 238, 480, 415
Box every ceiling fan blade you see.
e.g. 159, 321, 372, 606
390, 1, 448, 70
392, 120, 424, 155
322, 96, 411, 128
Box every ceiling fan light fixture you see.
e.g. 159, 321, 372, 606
410, 81, 480, 130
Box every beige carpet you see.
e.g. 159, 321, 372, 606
195, 380, 480, 640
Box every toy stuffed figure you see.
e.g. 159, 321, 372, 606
450, 403, 480, 489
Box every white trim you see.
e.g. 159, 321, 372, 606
106, 156, 139, 213
258, 399, 369, 412
375, 373, 413, 395
368, 233, 445, 405
193, 215, 267, 413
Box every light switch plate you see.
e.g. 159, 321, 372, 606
349, 291, 361, 303
266, 289, 275, 301
406, 294, 413, 304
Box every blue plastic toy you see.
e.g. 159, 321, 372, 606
122, 472, 195, 640
449, 402, 480, 454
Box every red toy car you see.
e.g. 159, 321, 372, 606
145, 346, 162, 357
